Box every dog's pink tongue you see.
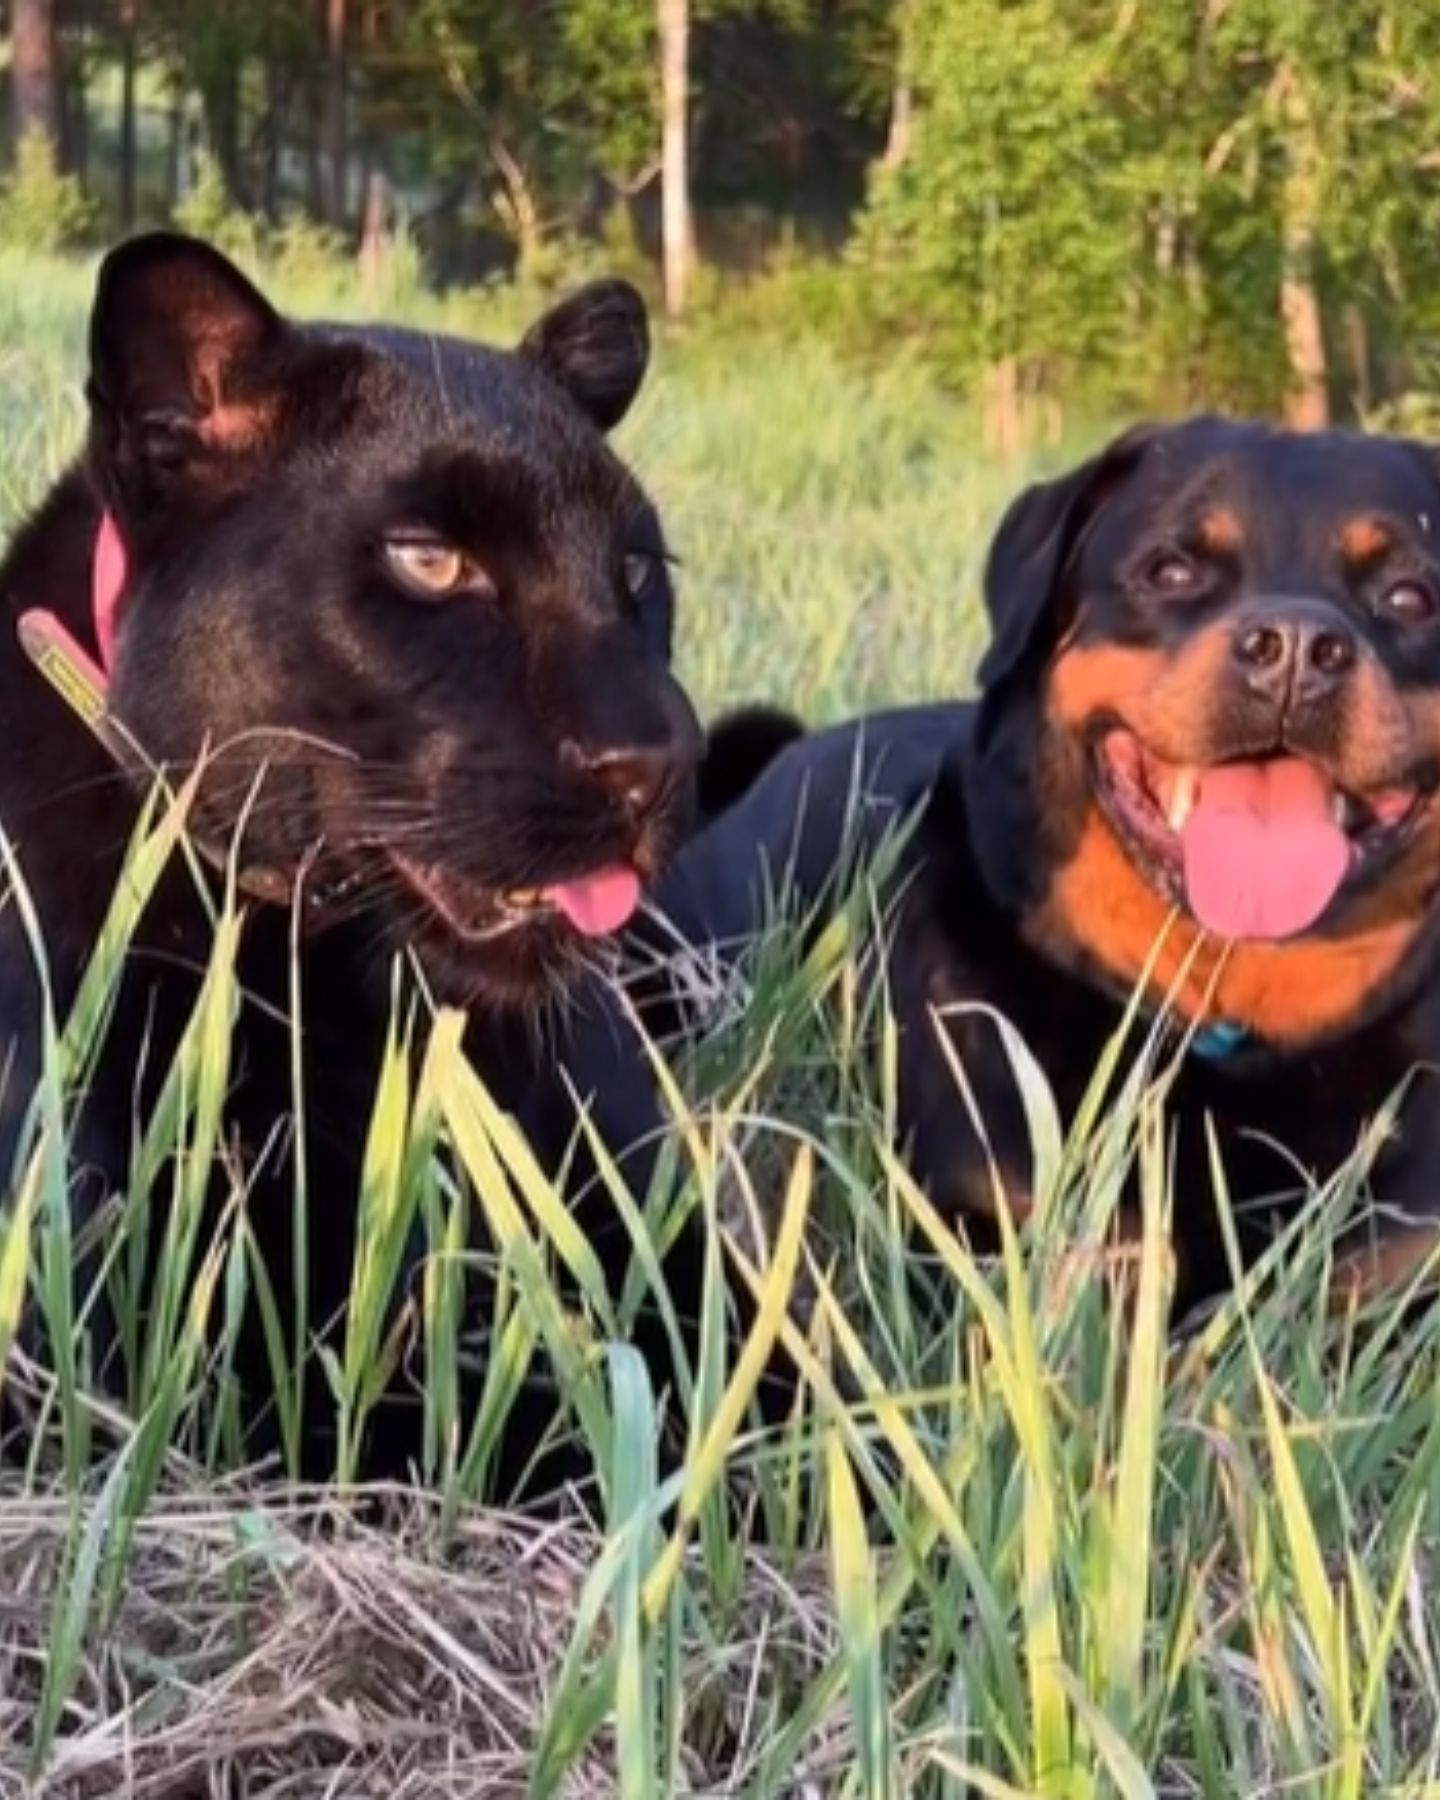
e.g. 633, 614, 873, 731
545, 866, 641, 937
1180, 758, 1349, 941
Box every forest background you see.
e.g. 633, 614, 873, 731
6, 0, 1440, 453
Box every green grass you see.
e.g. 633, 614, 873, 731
3, 247, 1440, 1797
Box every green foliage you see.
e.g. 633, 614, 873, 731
168, 163, 434, 318
858, 0, 1134, 387
0, 131, 97, 256
25, 0, 1440, 424
377, 0, 661, 266
264, 210, 352, 290
172, 151, 259, 264
859, 0, 1440, 418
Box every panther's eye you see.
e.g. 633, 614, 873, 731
384, 534, 494, 602
1379, 577, 1438, 626
623, 552, 656, 600
1143, 551, 1203, 596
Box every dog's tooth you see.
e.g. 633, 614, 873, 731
1166, 765, 1199, 831
1331, 792, 1347, 829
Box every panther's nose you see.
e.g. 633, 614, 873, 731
1230, 602, 1358, 707
561, 738, 690, 817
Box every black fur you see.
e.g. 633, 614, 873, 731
0, 234, 701, 1484
695, 703, 806, 824
630, 419, 1440, 1312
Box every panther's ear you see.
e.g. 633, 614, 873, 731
520, 279, 650, 432
977, 424, 1160, 696
87, 232, 287, 497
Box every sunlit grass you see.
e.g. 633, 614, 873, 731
3, 789, 1440, 1792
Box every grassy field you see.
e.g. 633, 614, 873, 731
3, 247, 1440, 1799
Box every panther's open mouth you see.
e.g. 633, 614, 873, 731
1091, 727, 1428, 941
387, 851, 641, 944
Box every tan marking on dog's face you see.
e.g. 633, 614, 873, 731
1047, 635, 1232, 764
1339, 517, 1393, 565
1198, 507, 1243, 555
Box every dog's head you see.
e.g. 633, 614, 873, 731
966, 416, 1440, 1045
80, 233, 700, 1006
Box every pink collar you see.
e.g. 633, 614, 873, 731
15, 512, 324, 910
16, 509, 138, 770
20, 505, 131, 678
91, 508, 128, 673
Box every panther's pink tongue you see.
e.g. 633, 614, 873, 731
1180, 758, 1350, 941
545, 866, 641, 937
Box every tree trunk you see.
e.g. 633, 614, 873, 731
1154, 208, 1177, 276
303, 73, 324, 218
879, 0, 914, 174
260, 55, 284, 220
488, 136, 541, 273
1279, 71, 1328, 431
981, 357, 1023, 460
203, 59, 244, 204
358, 164, 389, 287
1343, 303, 1372, 420
323, 0, 349, 227
54, 0, 92, 182
118, 0, 139, 230
165, 82, 183, 207
11, 0, 60, 153
658, 0, 693, 320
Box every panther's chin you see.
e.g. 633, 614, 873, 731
412, 909, 589, 1010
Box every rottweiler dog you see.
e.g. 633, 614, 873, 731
642, 418, 1440, 1309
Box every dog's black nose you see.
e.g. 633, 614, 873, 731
1231, 604, 1357, 703
563, 740, 681, 816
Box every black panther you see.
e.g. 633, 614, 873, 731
0, 232, 700, 1483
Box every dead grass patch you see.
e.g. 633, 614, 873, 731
0, 1484, 842, 1798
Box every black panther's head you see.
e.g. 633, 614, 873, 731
83, 232, 701, 1005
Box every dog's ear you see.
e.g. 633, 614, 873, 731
520, 279, 650, 432
697, 704, 807, 823
977, 424, 1160, 695
87, 232, 287, 502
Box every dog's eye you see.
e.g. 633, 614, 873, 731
384, 536, 494, 602
1144, 552, 1203, 595
1380, 578, 1437, 625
